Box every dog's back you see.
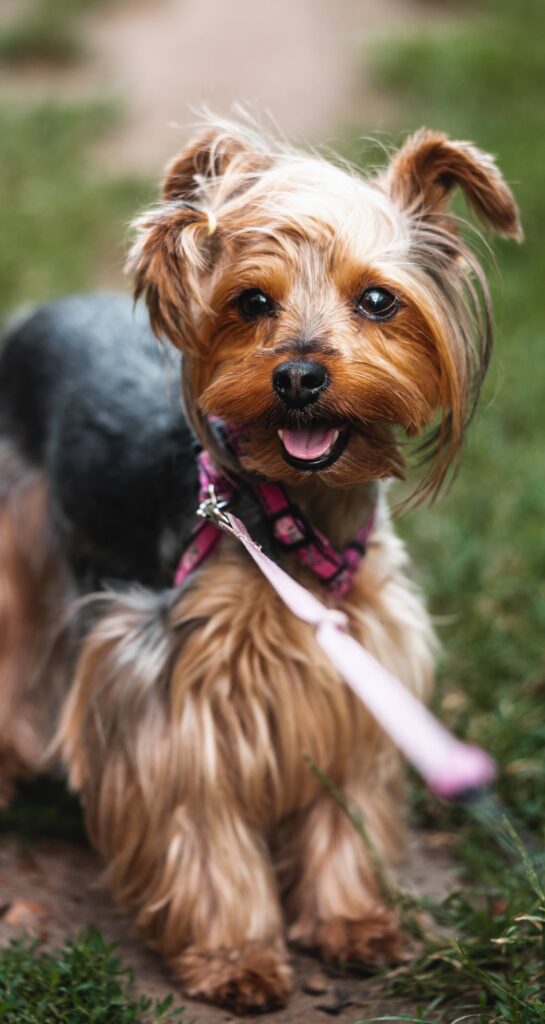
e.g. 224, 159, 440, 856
0, 293, 199, 587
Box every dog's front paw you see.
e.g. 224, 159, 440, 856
174, 943, 293, 1014
289, 906, 402, 967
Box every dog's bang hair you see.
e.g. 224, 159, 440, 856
184, 117, 401, 248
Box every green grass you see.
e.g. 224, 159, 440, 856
0, 0, 116, 65
376, 826, 545, 1023
0, 99, 151, 321
0, 928, 184, 1023
347, 0, 545, 1019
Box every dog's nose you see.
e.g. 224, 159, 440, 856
272, 360, 328, 409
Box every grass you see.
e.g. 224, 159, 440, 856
375, 831, 545, 1022
0, 0, 117, 65
345, 0, 545, 1018
0, 928, 184, 1023
0, 100, 151, 321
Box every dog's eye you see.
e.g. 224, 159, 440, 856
237, 289, 276, 321
356, 287, 399, 321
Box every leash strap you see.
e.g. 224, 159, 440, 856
197, 489, 496, 800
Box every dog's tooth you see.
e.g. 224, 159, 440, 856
277, 429, 284, 440
331, 430, 339, 445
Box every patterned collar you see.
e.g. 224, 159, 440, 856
174, 421, 376, 598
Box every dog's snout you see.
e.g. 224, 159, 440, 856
272, 360, 328, 409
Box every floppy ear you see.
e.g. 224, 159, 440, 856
128, 199, 212, 354
385, 128, 523, 240
162, 126, 271, 202
128, 127, 274, 352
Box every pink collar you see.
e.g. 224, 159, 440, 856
173, 424, 496, 800
174, 423, 376, 597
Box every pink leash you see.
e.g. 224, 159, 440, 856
196, 488, 496, 800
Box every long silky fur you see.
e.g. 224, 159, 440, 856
0, 117, 521, 1014
57, 499, 434, 1004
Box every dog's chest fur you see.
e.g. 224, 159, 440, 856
167, 517, 433, 827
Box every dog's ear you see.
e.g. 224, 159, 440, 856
126, 126, 272, 352
128, 128, 271, 352
162, 126, 271, 202
128, 200, 212, 354
385, 128, 523, 240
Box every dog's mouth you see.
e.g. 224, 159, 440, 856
277, 423, 350, 471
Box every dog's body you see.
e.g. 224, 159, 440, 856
0, 294, 199, 588
0, 121, 521, 1012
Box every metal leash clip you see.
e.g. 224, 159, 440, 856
196, 484, 232, 528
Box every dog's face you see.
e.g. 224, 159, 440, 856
130, 122, 521, 497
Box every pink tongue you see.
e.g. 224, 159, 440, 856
281, 424, 337, 460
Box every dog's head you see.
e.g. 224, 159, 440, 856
129, 120, 521, 499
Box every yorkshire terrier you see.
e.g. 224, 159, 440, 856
0, 120, 521, 1012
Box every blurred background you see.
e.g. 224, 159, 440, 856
0, 0, 466, 307
1, 0, 545, 1016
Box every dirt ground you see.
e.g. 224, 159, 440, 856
0, 832, 459, 1021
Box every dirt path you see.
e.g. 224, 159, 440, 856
87, 0, 457, 174
0, 0, 457, 176
0, 833, 458, 1022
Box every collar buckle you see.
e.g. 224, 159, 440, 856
196, 484, 231, 527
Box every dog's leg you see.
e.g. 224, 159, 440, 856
59, 593, 293, 1014
280, 759, 404, 966
169, 815, 292, 1013
281, 523, 436, 967
0, 442, 68, 806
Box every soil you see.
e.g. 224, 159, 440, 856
0, 832, 459, 1021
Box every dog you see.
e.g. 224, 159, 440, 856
0, 119, 521, 1012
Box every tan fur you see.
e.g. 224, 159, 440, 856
384, 128, 523, 240
0, 443, 70, 806
58, 495, 433, 1007
1, 119, 519, 1013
